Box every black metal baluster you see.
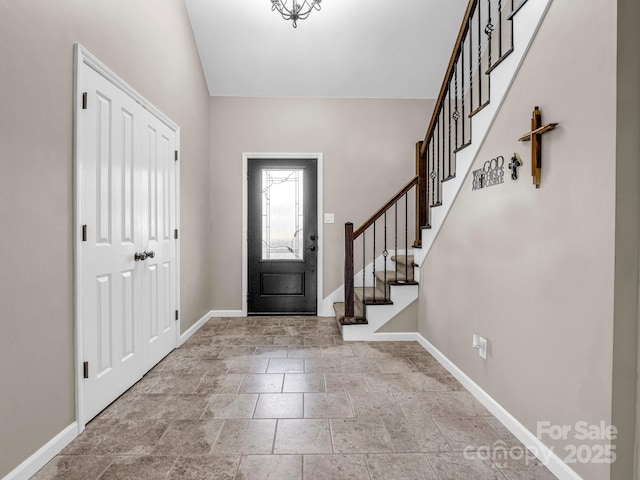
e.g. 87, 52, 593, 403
424, 143, 431, 227
477, 5, 482, 107
434, 124, 438, 205
362, 231, 365, 319
436, 121, 441, 204
454, 60, 459, 151
394, 203, 398, 283
484, 0, 492, 107
486, 0, 493, 71
431, 139, 437, 206
498, 0, 503, 59
372, 221, 376, 303
508, 0, 515, 54
461, 43, 466, 145
441, 108, 445, 181
383, 211, 388, 302
404, 193, 409, 282
429, 141, 434, 206
469, 14, 474, 113
447, 82, 452, 179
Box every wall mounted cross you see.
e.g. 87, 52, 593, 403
518, 106, 558, 188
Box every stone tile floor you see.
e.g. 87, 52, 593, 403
33, 316, 557, 479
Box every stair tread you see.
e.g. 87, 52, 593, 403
375, 269, 416, 283
355, 286, 393, 305
333, 302, 367, 325
390, 255, 415, 266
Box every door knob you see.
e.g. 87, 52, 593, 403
310, 235, 317, 241
309, 246, 316, 251
134, 252, 148, 262
144, 250, 155, 259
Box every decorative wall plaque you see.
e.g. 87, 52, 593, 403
508, 153, 522, 180
472, 156, 505, 191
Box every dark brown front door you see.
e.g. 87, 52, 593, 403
247, 158, 318, 314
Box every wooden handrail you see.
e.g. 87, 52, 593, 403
420, 0, 478, 157
353, 176, 418, 239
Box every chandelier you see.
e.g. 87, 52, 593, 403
271, 0, 322, 28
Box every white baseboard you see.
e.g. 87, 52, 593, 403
367, 332, 418, 342
209, 310, 246, 318
179, 310, 214, 345
414, 332, 582, 480
179, 309, 249, 345
3, 422, 78, 480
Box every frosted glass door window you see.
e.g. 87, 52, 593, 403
261, 169, 304, 260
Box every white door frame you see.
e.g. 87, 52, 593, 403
242, 153, 324, 316
73, 44, 181, 431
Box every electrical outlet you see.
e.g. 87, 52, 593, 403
472, 333, 488, 360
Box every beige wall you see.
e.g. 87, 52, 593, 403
0, 1, 211, 476
419, 1, 631, 479
209, 97, 433, 310
376, 300, 418, 333
615, 0, 640, 478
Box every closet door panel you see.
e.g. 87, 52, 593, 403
140, 113, 177, 371
79, 68, 144, 421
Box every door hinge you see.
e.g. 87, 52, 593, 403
82, 225, 87, 242
174, 150, 178, 162
175, 310, 179, 321
174, 229, 178, 240
82, 92, 88, 110
83, 361, 89, 379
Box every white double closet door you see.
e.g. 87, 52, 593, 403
77, 56, 179, 423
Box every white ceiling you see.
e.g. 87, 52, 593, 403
184, 0, 469, 99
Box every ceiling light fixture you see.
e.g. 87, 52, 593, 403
271, 0, 322, 28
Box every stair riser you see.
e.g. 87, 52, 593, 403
375, 272, 415, 297
355, 286, 389, 304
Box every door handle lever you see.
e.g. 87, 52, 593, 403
134, 252, 148, 262
144, 250, 156, 259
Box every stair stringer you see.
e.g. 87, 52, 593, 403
340, 282, 419, 341
413, 0, 554, 267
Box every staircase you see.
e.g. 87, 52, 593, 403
334, 254, 420, 341
334, 254, 416, 323
333, 0, 553, 341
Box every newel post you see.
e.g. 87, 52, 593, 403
415, 141, 427, 247
344, 222, 355, 318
